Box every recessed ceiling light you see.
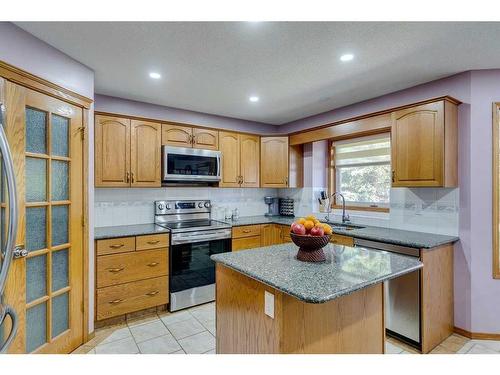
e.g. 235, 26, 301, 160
340, 54, 354, 62
149, 72, 161, 79
249, 96, 260, 102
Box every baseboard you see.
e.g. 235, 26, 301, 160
454, 326, 500, 340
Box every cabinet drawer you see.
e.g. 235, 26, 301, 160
97, 248, 168, 288
232, 236, 261, 251
96, 276, 168, 320
232, 225, 262, 239
136, 233, 169, 251
331, 234, 354, 247
96, 236, 135, 256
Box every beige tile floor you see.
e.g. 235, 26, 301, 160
73, 302, 500, 354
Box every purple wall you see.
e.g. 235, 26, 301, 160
95, 94, 279, 135
0, 22, 94, 98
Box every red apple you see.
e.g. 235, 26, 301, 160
291, 223, 306, 235
309, 226, 325, 237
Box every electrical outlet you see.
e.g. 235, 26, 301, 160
264, 291, 274, 318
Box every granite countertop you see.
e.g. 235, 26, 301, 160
211, 243, 423, 303
226, 215, 459, 249
94, 224, 169, 240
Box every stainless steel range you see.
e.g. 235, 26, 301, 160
155, 200, 231, 311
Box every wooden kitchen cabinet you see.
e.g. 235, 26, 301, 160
95, 115, 131, 187
261, 136, 289, 187
261, 224, 282, 246
95, 115, 161, 187
219, 131, 260, 188
391, 99, 458, 187
95, 233, 170, 323
130, 120, 161, 187
162, 123, 219, 150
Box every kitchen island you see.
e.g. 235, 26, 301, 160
211, 243, 422, 354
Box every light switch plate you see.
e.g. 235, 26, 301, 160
264, 291, 274, 318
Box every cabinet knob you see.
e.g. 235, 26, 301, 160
147, 262, 159, 267
107, 267, 125, 273
146, 291, 159, 297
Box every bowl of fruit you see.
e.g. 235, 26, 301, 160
290, 215, 333, 262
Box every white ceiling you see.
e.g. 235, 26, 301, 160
15, 22, 500, 125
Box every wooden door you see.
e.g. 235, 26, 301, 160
240, 134, 260, 188
130, 120, 161, 187
161, 124, 192, 147
261, 224, 281, 246
219, 131, 240, 187
2, 81, 84, 353
391, 102, 444, 187
95, 115, 130, 187
261, 137, 289, 188
193, 128, 218, 150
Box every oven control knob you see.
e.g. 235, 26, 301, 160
165, 203, 171, 210
198, 202, 204, 208
204, 202, 210, 208
158, 203, 165, 211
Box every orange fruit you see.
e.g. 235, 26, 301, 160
305, 215, 317, 221
313, 219, 320, 225
303, 220, 315, 231
322, 224, 333, 235
297, 217, 306, 225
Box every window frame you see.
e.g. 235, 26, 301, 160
328, 134, 391, 213
493, 102, 500, 278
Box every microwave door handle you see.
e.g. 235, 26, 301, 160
0, 103, 19, 297
217, 153, 221, 179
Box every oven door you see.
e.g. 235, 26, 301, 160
162, 146, 221, 183
169, 236, 231, 311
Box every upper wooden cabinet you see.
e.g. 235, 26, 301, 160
95, 115, 161, 188
219, 131, 260, 188
391, 100, 457, 187
95, 115, 131, 187
130, 120, 161, 187
162, 123, 218, 150
261, 136, 289, 188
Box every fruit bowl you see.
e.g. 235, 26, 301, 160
290, 232, 332, 262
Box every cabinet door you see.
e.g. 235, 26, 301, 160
261, 136, 289, 187
95, 115, 131, 187
391, 102, 444, 187
130, 120, 161, 187
261, 224, 281, 246
161, 123, 193, 147
193, 128, 219, 150
219, 131, 241, 187
240, 134, 260, 187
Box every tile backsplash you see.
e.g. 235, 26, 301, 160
278, 187, 459, 236
94, 187, 278, 227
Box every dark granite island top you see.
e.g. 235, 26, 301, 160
211, 243, 422, 303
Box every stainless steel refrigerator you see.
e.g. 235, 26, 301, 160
0, 102, 19, 353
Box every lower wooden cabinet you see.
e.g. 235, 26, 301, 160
95, 233, 169, 321
97, 276, 168, 321
331, 234, 355, 247
261, 224, 281, 246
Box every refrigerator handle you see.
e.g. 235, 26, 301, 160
0, 102, 18, 297
0, 304, 18, 353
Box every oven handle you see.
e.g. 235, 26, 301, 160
172, 231, 231, 245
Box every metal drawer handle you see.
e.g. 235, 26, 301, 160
109, 244, 124, 249
107, 267, 125, 273
147, 240, 160, 245
146, 291, 159, 297
109, 299, 124, 305
147, 262, 159, 267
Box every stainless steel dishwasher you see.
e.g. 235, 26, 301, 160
354, 238, 421, 349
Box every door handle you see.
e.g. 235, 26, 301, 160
131, 172, 135, 183
147, 240, 160, 245
13, 246, 28, 259
392, 170, 395, 183
108, 299, 124, 305
146, 262, 159, 267
126, 171, 130, 183
109, 244, 124, 249
146, 291, 159, 297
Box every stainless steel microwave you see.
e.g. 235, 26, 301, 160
162, 146, 221, 184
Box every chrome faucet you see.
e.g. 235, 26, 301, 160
325, 192, 350, 224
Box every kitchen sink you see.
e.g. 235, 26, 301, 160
325, 222, 365, 231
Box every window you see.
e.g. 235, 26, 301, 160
331, 133, 391, 210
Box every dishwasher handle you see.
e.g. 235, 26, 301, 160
354, 238, 420, 258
